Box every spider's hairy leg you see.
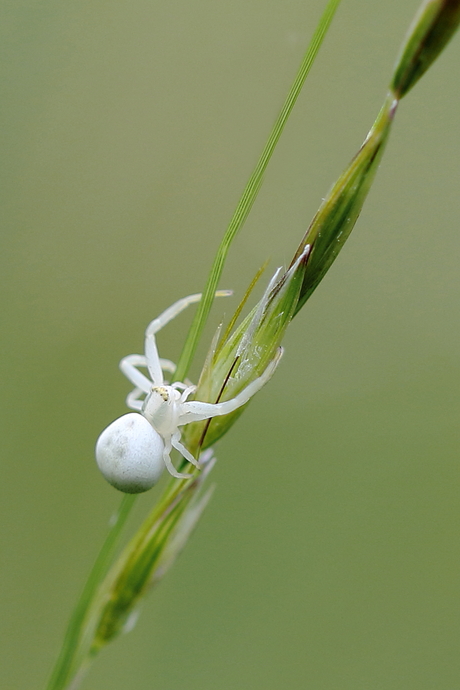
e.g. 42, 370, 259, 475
162, 437, 193, 479
171, 431, 201, 469
145, 290, 233, 340
144, 291, 232, 386
120, 354, 152, 392
159, 358, 177, 376
176, 384, 196, 400
121, 356, 179, 408
126, 388, 144, 411
178, 347, 283, 425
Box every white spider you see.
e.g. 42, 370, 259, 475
96, 292, 282, 493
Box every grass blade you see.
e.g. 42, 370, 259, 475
45, 495, 136, 690
173, 0, 342, 382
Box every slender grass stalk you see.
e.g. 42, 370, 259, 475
46, 494, 136, 690
173, 0, 342, 383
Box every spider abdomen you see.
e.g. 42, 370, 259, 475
95, 413, 164, 493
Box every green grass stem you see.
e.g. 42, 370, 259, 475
173, 0, 342, 383
45, 494, 137, 690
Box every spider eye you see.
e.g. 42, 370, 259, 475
152, 386, 169, 402
95, 413, 164, 493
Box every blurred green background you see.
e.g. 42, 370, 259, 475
2, 1, 460, 688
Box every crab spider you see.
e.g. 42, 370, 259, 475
96, 292, 283, 493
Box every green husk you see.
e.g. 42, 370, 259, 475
183, 248, 310, 450
392, 0, 460, 98
292, 95, 397, 315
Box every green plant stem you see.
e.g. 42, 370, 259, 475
45, 4, 342, 687
45, 494, 137, 690
173, 0, 342, 383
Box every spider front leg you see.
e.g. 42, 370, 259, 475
120, 354, 178, 392
120, 354, 152, 393
162, 436, 194, 479
178, 348, 283, 426
144, 290, 232, 385
171, 431, 201, 469
126, 387, 145, 411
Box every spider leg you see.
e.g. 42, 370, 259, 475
178, 347, 283, 425
162, 437, 193, 479
171, 431, 201, 469
126, 387, 145, 411
168, 382, 190, 392
120, 355, 176, 393
144, 291, 232, 386
176, 384, 196, 400
159, 358, 176, 377
120, 354, 152, 393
